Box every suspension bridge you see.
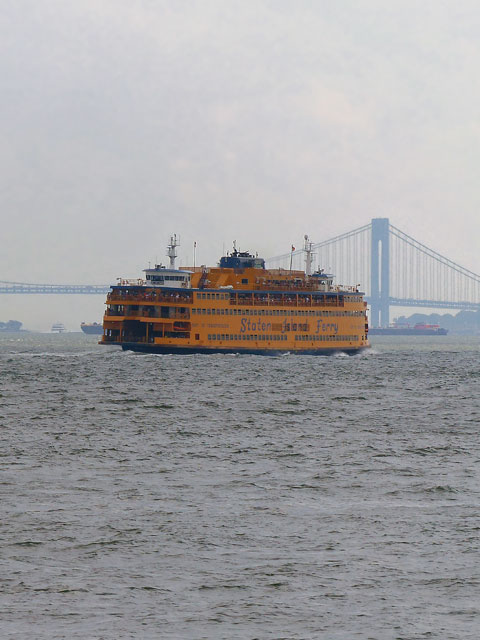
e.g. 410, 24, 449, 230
267, 218, 480, 326
2, 218, 479, 326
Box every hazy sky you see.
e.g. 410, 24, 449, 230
1, 0, 479, 330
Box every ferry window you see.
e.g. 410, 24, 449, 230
202, 309, 206, 315
242, 278, 248, 284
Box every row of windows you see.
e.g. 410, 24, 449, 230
193, 308, 363, 317
294, 334, 360, 342
197, 292, 230, 300
146, 275, 187, 282
207, 334, 288, 342
205, 333, 361, 343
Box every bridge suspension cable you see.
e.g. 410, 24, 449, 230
266, 223, 372, 292
389, 224, 480, 306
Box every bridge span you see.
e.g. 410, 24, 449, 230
2, 219, 480, 326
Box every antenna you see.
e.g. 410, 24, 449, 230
304, 234, 314, 276
167, 234, 179, 269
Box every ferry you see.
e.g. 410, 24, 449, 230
80, 322, 103, 335
100, 236, 370, 355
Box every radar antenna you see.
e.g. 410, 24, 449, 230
304, 234, 315, 276
167, 234, 180, 269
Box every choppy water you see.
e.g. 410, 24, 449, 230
1, 333, 479, 639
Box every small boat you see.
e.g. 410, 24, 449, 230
51, 323, 66, 333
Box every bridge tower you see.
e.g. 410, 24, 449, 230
370, 218, 390, 327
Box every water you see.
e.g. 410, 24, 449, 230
1, 333, 479, 639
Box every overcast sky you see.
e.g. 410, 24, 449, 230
1, 0, 479, 330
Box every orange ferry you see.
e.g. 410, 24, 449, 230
100, 236, 370, 355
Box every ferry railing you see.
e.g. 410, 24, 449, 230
117, 278, 146, 286
105, 309, 190, 320
229, 295, 345, 308
107, 291, 193, 304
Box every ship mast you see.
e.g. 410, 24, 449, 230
304, 234, 314, 276
167, 234, 179, 269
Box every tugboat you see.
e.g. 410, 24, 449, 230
100, 235, 370, 355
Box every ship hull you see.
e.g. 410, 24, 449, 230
119, 342, 369, 356
81, 324, 103, 335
